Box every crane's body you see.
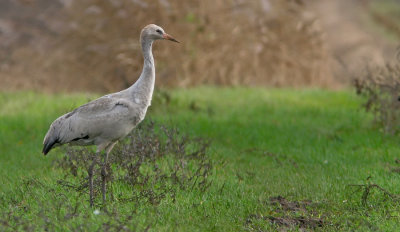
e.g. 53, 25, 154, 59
43, 96, 145, 154
42, 61, 154, 155
42, 24, 178, 206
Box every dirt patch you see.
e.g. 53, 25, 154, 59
269, 196, 314, 213
245, 196, 326, 231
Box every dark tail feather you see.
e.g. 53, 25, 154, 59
42, 137, 58, 155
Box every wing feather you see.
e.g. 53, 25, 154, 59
42, 97, 139, 154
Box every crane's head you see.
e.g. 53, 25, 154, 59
141, 24, 179, 43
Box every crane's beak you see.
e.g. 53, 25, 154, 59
163, 33, 179, 43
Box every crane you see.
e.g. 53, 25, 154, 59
42, 24, 179, 206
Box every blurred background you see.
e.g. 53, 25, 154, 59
0, 0, 398, 93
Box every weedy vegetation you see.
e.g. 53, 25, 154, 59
56, 121, 212, 207
354, 57, 400, 134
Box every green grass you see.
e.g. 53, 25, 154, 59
1, 87, 400, 231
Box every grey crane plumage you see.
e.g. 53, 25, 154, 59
42, 24, 178, 206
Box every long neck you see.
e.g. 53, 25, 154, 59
128, 37, 155, 106
141, 38, 155, 73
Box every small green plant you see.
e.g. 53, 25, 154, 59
347, 176, 400, 207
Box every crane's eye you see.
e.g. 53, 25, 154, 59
156, 29, 162, 34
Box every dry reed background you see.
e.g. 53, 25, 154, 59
0, 0, 336, 92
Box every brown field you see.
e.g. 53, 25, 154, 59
0, 0, 396, 92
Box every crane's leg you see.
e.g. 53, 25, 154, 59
101, 142, 116, 205
88, 153, 97, 207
